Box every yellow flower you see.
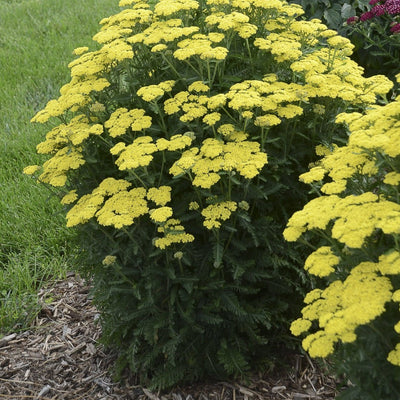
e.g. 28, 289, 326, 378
290, 318, 312, 336
105, 108, 152, 137
96, 188, 148, 228
320, 180, 347, 195
189, 201, 199, 210
188, 81, 210, 93
102, 255, 117, 266
238, 200, 249, 211
73, 46, 89, 56
154, 0, 199, 16
377, 251, 400, 275
304, 246, 340, 277
61, 190, 78, 205
299, 166, 326, 184
147, 186, 172, 206
150, 206, 173, 223
66, 193, 105, 227
254, 114, 281, 127
151, 44, 167, 52
114, 136, 158, 170
388, 344, 400, 366
384, 172, 400, 186
203, 112, 221, 126
154, 218, 194, 249
23, 165, 40, 176
201, 201, 237, 230
174, 251, 183, 260
207, 94, 227, 110
137, 85, 165, 102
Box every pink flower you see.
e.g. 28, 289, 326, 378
346, 16, 359, 25
390, 22, 400, 32
385, 0, 400, 14
360, 11, 375, 21
372, 4, 387, 15
369, 0, 381, 4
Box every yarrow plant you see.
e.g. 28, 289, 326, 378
285, 73, 400, 399
25, 0, 392, 389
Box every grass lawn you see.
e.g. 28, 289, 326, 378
0, 0, 119, 333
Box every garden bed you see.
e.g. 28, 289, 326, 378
0, 274, 337, 399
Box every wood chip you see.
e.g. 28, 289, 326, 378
0, 333, 17, 347
0, 273, 339, 399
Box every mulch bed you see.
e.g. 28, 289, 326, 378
0, 274, 337, 399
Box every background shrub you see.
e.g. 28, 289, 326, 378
288, 0, 370, 32
285, 74, 400, 399
344, 0, 400, 81
27, 0, 392, 389
290, 0, 400, 81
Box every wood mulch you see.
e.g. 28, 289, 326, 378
0, 274, 338, 399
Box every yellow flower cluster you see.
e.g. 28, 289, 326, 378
155, 218, 195, 249
137, 80, 175, 102
201, 201, 237, 229
255, 16, 392, 105
205, 11, 258, 39
129, 18, 199, 46
302, 102, 400, 191
226, 79, 305, 123
104, 108, 152, 137
38, 147, 85, 187
27, 0, 395, 261
169, 138, 267, 188
284, 193, 400, 248
111, 136, 158, 170
147, 186, 171, 206
36, 115, 103, 154
164, 90, 209, 122
96, 188, 149, 228
304, 246, 340, 278
291, 261, 393, 358
154, 0, 199, 17
173, 33, 228, 61
286, 73, 400, 365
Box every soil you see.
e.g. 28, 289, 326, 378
0, 274, 337, 399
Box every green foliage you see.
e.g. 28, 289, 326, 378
333, 308, 400, 400
28, 0, 391, 389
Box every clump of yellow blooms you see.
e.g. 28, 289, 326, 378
24, 0, 399, 389
285, 73, 400, 367
25, 0, 392, 254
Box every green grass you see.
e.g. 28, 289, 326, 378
0, 0, 120, 333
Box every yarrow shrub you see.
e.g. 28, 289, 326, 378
285, 73, 400, 399
25, 0, 392, 389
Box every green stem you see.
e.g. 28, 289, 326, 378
130, 170, 148, 189
153, 102, 167, 133
161, 53, 181, 79
207, 60, 211, 84
228, 171, 232, 200
245, 39, 253, 70
221, 106, 237, 123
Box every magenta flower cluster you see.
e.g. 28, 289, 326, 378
348, 0, 400, 33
